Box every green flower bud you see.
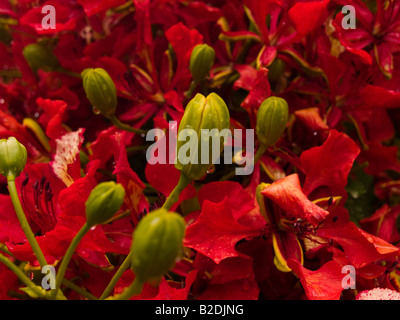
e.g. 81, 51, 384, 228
0, 137, 27, 180
189, 44, 215, 83
81, 68, 118, 118
175, 92, 230, 181
130, 209, 186, 284
256, 97, 289, 147
85, 181, 125, 227
22, 43, 59, 73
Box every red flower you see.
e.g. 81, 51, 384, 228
261, 174, 329, 226
333, 0, 400, 78
184, 181, 265, 264
288, 258, 344, 300
300, 129, 360, 197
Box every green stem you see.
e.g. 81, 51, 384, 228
109, 277, 143, 300
161, 174, 192, 211
99, 252, 132, 300
0, 253, 46, 298
109, 114, 147, 134
254, 143, 268, 165
0, 243, 14, 257
62, 279, 98, 300
7, 179, 48, 268
220, 144, 268, 181
52, 223, 91, 297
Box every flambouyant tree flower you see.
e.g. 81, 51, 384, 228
0, 0, 399, 302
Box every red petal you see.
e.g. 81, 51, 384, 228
19, 2, 80, 34
191, 255, 260, 300
36, 97, 68, 143
184, 197, 262, 264
317, 222, 399, 268
300, 129, 360, 196
288, 258, 344, 300
112, 132, 148, 221
77, 0, 126, 16
360, 85, 400, 109
294, 107, 330, 132
243, 0, 282, 41
239, 67, 271, 125
0, 195, 25, 244
358, 141, 400, 175
288, 0, 330, 36
197, 181, 265, 229
261, 174, 329, 225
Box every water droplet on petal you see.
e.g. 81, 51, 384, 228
92, 106, 101, 115
207, 164, 215, 174
79, 249, 91, 259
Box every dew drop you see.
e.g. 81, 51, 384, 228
92, 106, 101, 115
79, 249, 91, 259
207, 164, 215, 174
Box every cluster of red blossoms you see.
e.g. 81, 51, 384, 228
0, 0, 400, 300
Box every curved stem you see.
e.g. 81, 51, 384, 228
51, 223, 91, 297
109, 277, 143, 300
109, 114, 147, 134
0, 253, 46, 299
62, 279, 98, 300
254, 143, 268, 165
161, 174, 192, 211
100, 251, 132, 300
7, 179, 48, 268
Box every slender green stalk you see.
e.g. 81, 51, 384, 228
161, 174, 192, 211
7, 179, 48, 268
109, 277, 143, 300
0, 243, 13, 257
0, 253, 45, 298
253, 143, 268, 165
220, 144, 268, 182
51, 222, 91, 297
109, 114, 147, 134
100, 252, 132, 300
62, 279, 98, 300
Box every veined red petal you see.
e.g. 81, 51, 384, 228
317, 222, 399, 268
300, 129, 360, 197
261, 174, 329, 226
288, 258, 344, 300
184, 197, 262, 264
288, 0, 330, 36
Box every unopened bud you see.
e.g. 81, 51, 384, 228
85, 181, 125, 227
0, 137, 27, 180
81, 68, 118, 118
175, 92, 230, 181
130, 209, 186, 284
22, 43, 59, 73
189, 44, 215, 83
256, 97, 289, 147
